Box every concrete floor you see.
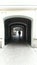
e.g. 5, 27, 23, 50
0, 43, 37, 65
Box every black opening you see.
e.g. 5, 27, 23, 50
4, 17, 31, 45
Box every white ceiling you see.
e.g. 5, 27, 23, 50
0, 0, 37, 6
0, 0, 37, 9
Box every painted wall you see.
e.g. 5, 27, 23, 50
35, 10, 37, 39
0, 10, 36, 39
0, 9, 37, 47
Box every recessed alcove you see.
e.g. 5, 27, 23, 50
4, 16, 32, 45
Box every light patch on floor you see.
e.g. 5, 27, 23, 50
0, 44, 37, 65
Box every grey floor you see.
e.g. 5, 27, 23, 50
0, 43, 37, 65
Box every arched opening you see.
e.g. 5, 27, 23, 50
4, 16, 32, 45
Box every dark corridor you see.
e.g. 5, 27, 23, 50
4, 17, 31, 45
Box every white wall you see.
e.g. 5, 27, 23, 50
0, 9, 37, 47
0, 10, 36, 39
0, 0, 37, 47
34, 10, 37, 39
